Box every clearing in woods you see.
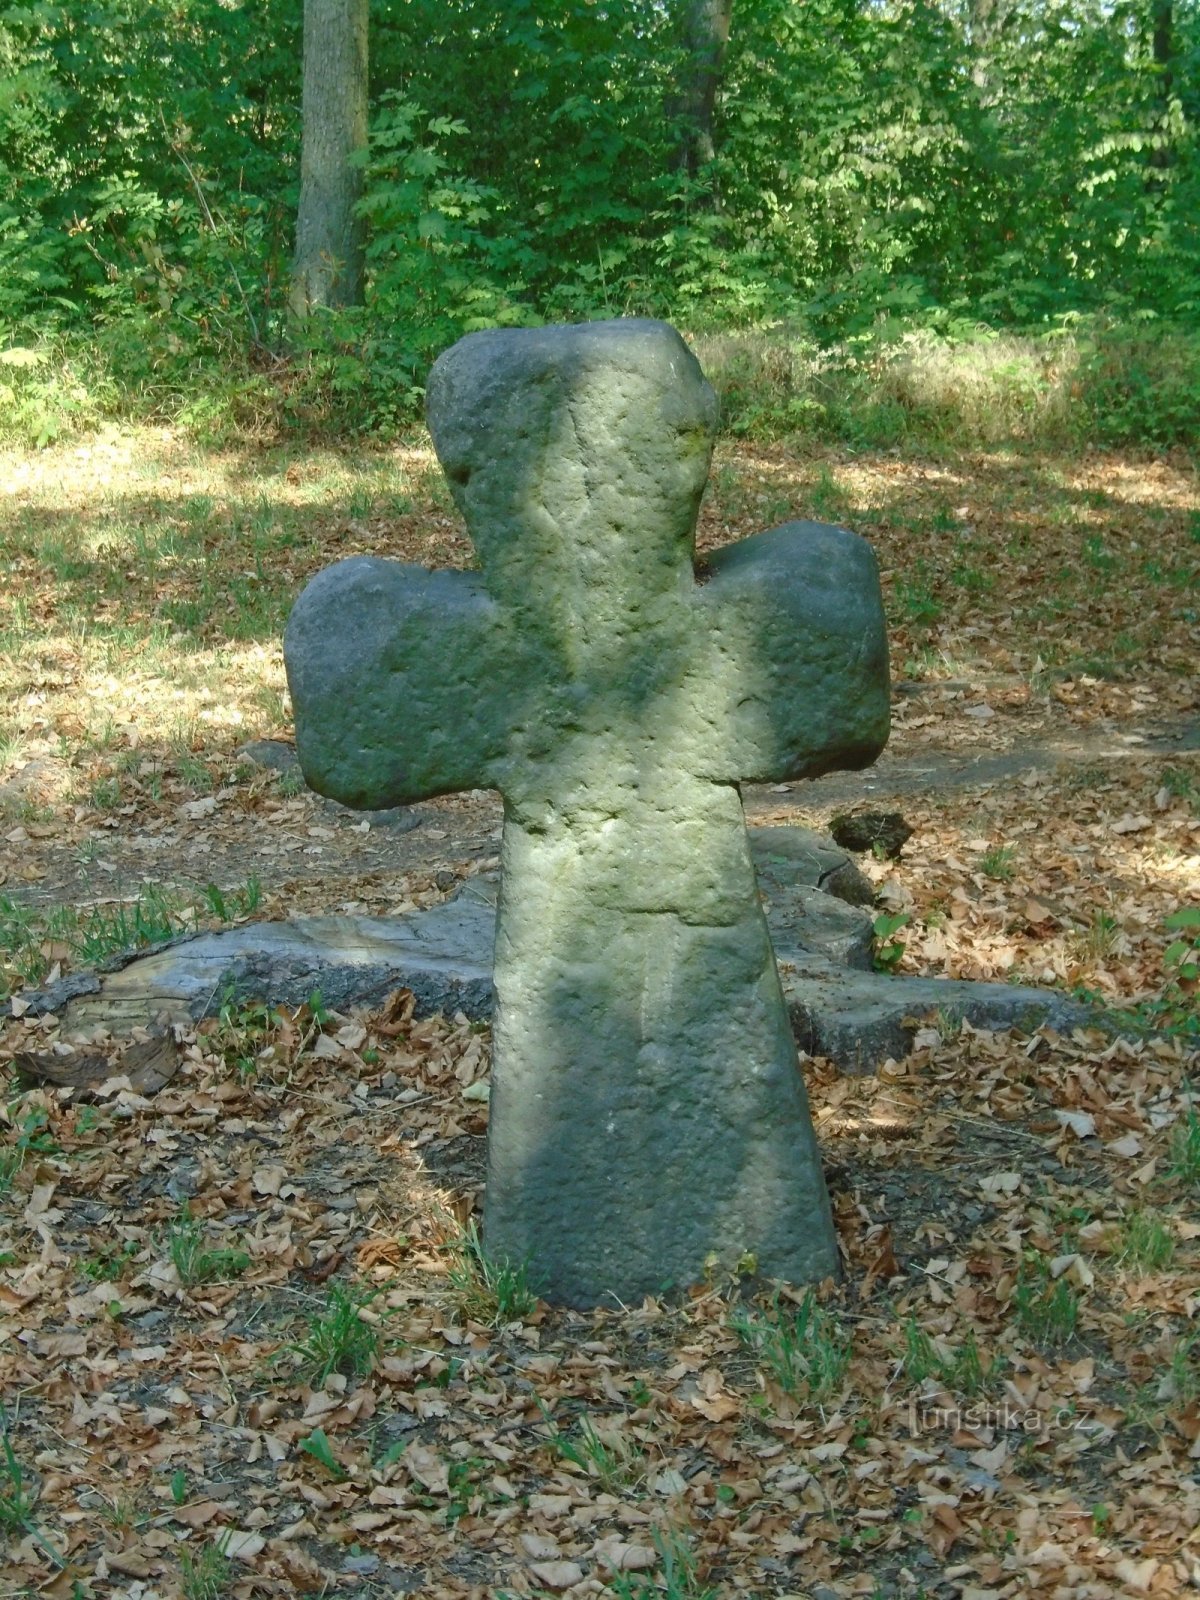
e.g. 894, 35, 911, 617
0, 427, 1197, 1598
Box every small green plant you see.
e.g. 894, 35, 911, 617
1079, 910, 1120, 959
1091, 1502, 1111, 1537
1130, 1333, 1200, 1427
299, 1427, 347, 1480
175, 753, 214, 794
872, 911, 909, 973
1157, 907, 1200, 1038
446, 1455, 495, 1523
900, 1320, 996, 1396
1169, 1103, 1200, 1187
608, 1528, 715, 1600
288, 1283, 380, 1385
1161, 768, 1199, 806
548, 1412, 648, 1493
1012, 1254, 1079, 1348
164, 1205, 250, 1287
447, 1219, 538, 1327
214, 988, 274, 1078
74, 884, 187, 964
0, 1106, 58, 1194
180, 1538, 232, 1600
981, 843, 1017, 881
1118, 1209, 1175, 1272
82, 1237, 140, 1282
731, 1290, 851, 1402
89, 775, 122, 812
170, 1468, 189, 1506
894, 575, 941, 625
202, 876, 263, 923
0, 1409, 61, 1566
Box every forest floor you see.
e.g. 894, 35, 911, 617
0, 427, 1197, 1599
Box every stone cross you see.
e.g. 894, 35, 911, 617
284, 319, 889, 1307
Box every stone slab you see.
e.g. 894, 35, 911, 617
10, 827, 1108, 1070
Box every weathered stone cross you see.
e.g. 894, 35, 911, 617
285, 319, 889, 1306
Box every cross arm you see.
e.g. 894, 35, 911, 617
694, 521, 890, 784
285, 556, 523, 809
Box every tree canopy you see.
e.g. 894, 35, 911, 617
1, 0, 1196, 428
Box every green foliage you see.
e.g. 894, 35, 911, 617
872, 913, 910, 974
901, 1320, 998, 1397
731, 1290, 851, 1403
299, 1427, 347, 1481
548, 1412, 648, 1493
1, 0, 1196, 443
982, 845, 1018, 883
1169, 1104, 1200, 1188
163, 1205, 250, 1287
1012, 1254, 1080, 1348
1118, 908, 1200, 1042
0, 1409, 60, 1567
446, 1219, 538, 1327
288, 1284, 380, 1386
180, 1539, 232, 1600
607, 1529, 715, 1600
0, 881, 260, 998
214, 990, 274, 1081
0, 1106, 57, 1194
1118, 1209, 1175, 1273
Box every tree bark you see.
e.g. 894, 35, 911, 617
1150, 0, 1174, 173
290, 0, 369, 316
674, 0, 734, 177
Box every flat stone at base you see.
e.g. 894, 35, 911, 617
28, 826, 1111, 1072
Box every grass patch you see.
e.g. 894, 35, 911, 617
608, 1529, 715, 1600
180, 1539, 233, 1600
1117, 1209, 1175, 1273
0, 1409, 61, 1567
981, 844, 1017, 882
900, 1320, 998, 1396
730, 1290, 851, 1403
695, 320, 1200, 450
446, 1219, 538, 1328
1169, 1104, 1200, 1188
287, 1284, 381, 1386
0, 1107, 58, 1195
163, 1205, 251, 1287
548, 1412, 649, 1493
0, 878, 265, 997
1012, 1255, 1080, 1349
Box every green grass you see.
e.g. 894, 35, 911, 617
0, 1108, 58, 1195
164, 1205, 251, 1287
547, 1412, 649, 1493
0, 878, 265, 997
287, 1284, 381, 1386
900, 1320, 997, 1396
607, 1529, 716, 1600
446, 1220, 538, 1328
1012, 1254, 1080, 1349
180, 1539, 232, 1600
1117, 1209, 1175, 1273
1169, 1105, 1200, 1187
0, 1410, 61, 1567
730, 1290, 851, 1403
213, 989, 275, 1079
981, 844, 1017, 882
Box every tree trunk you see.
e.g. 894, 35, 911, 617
290, 0, 369, 316
674, 0, 734, 177
1150, 0, 1174, 173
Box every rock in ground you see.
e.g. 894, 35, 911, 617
9, 826, 1108, 1072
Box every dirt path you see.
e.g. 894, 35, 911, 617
5, 704, 1197, 917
